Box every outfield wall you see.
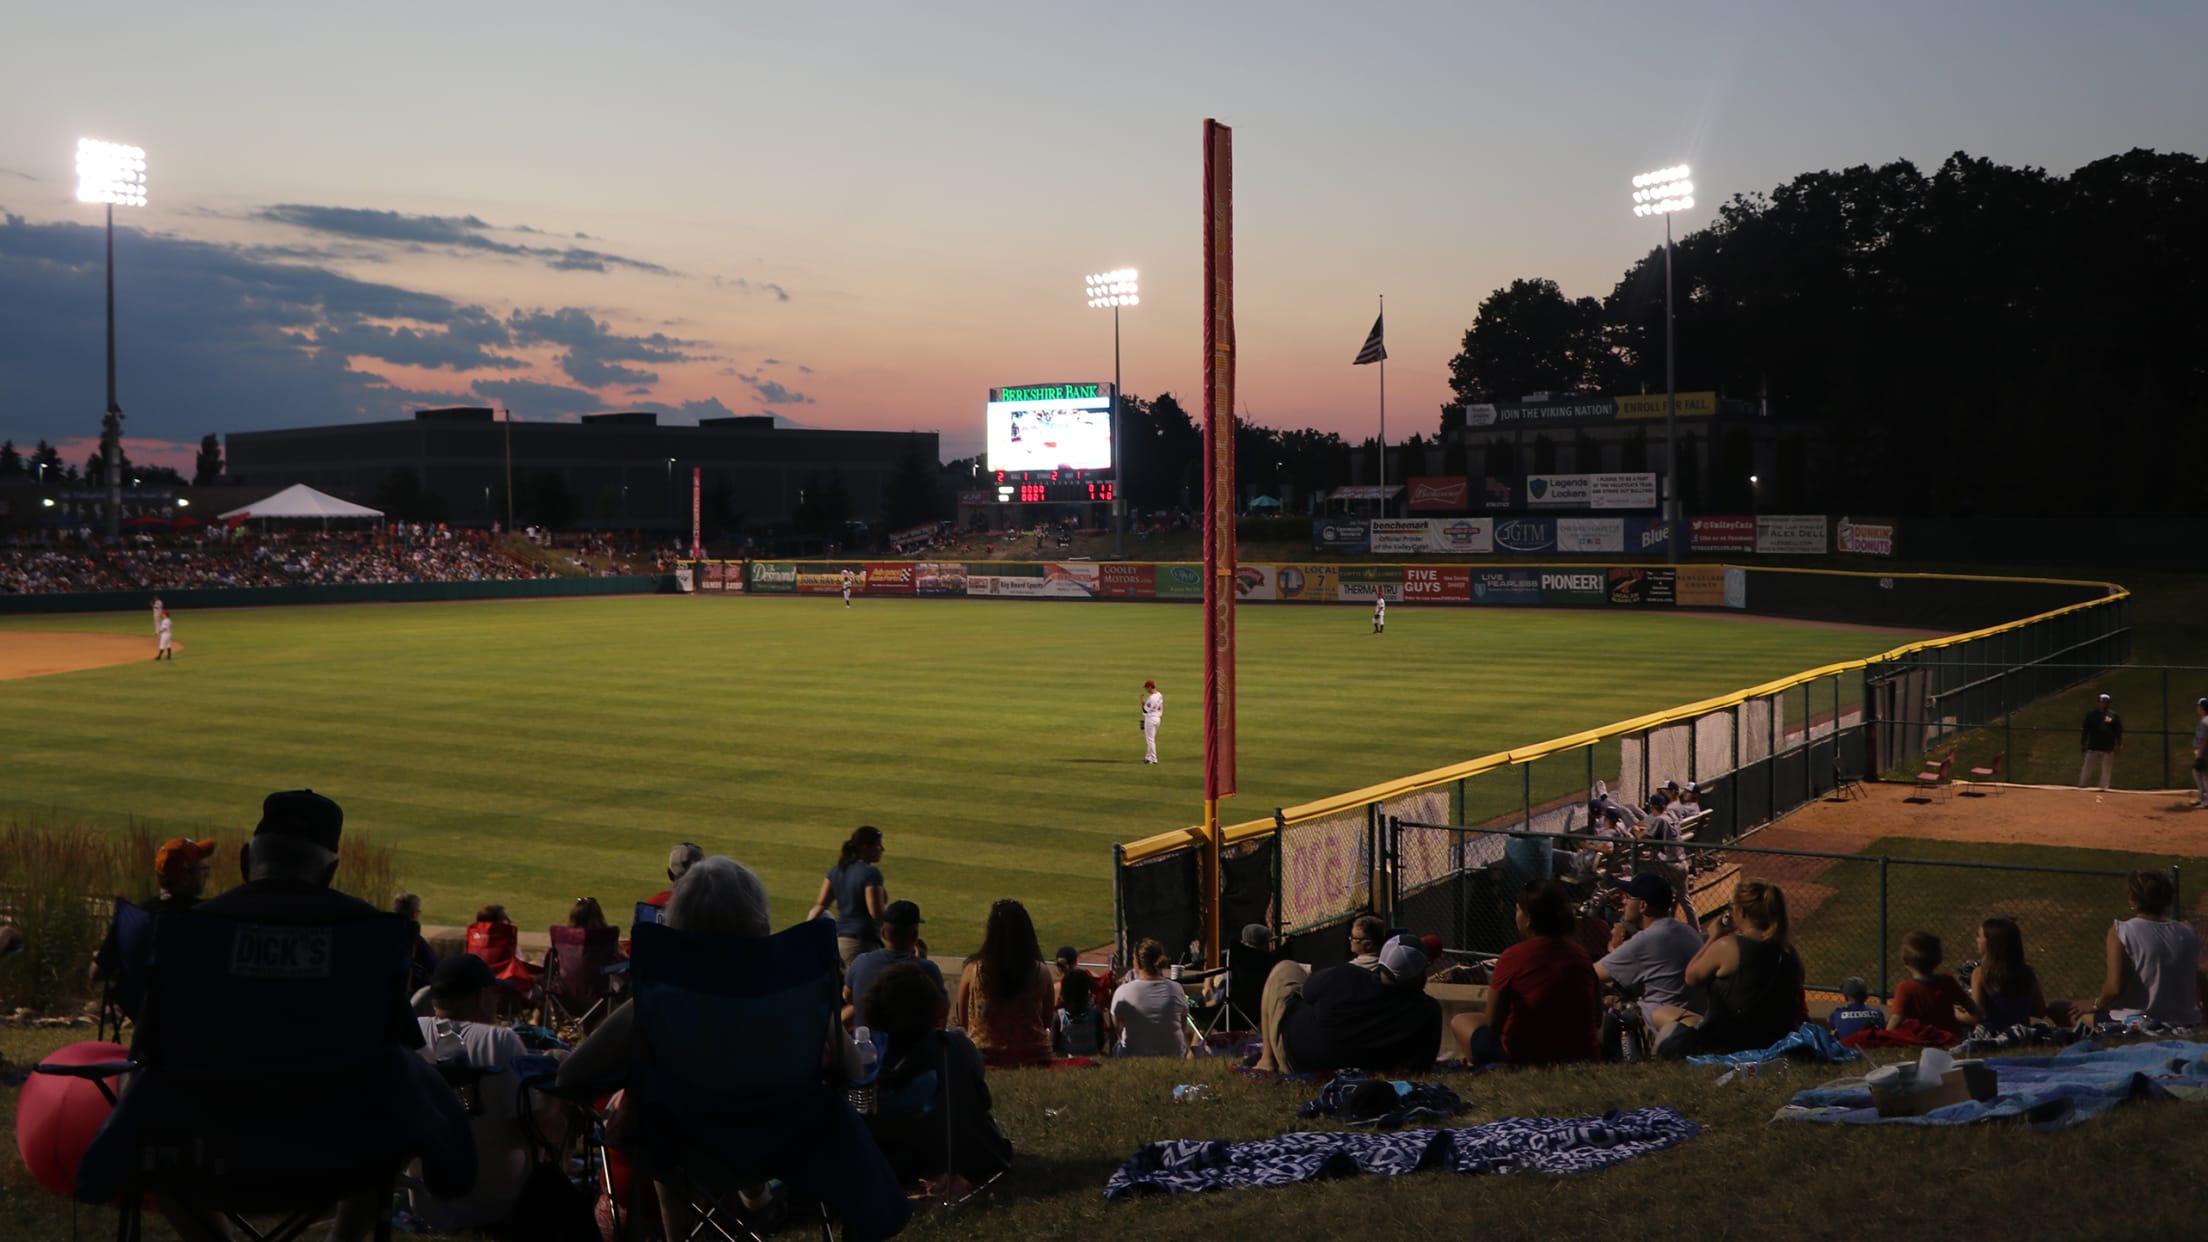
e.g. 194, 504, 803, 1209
0, 575, 666, 615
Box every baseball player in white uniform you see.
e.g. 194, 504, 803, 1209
1141, 679, 1164, 764
151, 596, 164, 636
841, 568, 855, 608
1372, 594, 1386, 634
155, 611, 174, 661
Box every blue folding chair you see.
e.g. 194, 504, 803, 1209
623, 918, 909, 1242
96, 900, 156, 1043
633, 900, 664, 930
48, 907, 469, 1242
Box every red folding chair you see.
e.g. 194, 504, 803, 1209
538, 924, 626, 1033
465, 920, 542, 1011
1965, 753, 2005, 796
1912, 754, 1954, 803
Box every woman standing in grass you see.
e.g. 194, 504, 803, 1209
807, 825, 889, 966
952, 899, 1056, 1068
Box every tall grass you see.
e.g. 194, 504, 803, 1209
0, 811, 402, 1015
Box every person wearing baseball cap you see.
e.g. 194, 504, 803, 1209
1253, 926, 1442, 1075
91, 836, 218, 984
844, 898, 943, 1031
408, 954, 548, 1232
2079, 692, 2123, 792
1595, 874, 1706, 1026
1140, 679, 1165, 764
644, 841, 706, 910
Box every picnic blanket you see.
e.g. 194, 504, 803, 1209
1686, 1022, 1864, 1068
1778, 1039, 2208, 1131
1841, 1018, 1958, 1049
1104, 1107, 1699, 1199
1298, 1074, 1466, 1127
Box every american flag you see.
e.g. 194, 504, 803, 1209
1353, 313, 1386, 365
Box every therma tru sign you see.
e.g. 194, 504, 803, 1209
994, 383, 1104, 402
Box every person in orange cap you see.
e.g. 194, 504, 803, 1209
91, 837, 215, 982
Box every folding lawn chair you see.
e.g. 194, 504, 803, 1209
538, 923, 627, 1033
621, 918, 909, 1242
48, 908, 457, 1242
865, 1029, 1011, 1209
1912, 754, 1954, 803
1831, 757, 1866, 801
466, 919, 541, 1012
1964, 753, 2005, 797
95, 899, 155, 1044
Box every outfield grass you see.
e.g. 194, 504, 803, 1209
1, 598, 1902, 951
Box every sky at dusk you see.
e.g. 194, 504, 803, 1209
2, 0, 2201, 472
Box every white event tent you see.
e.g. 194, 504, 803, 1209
219, 484, 384, 525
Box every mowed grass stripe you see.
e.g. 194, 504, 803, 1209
2, 596, 1897, 951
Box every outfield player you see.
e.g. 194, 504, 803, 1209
1141, 679, 1164, 765
1372, 594, 1386, 635
841, 568, 855, 608
155, 610, 174, 661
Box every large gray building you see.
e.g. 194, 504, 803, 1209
224, 409, 938, 533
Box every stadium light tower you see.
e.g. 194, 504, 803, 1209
1631, 163, 1694, 563
1085, 268, 1138, 557
78, 138, 148, 540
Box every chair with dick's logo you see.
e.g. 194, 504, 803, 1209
47, 908, 468, 1242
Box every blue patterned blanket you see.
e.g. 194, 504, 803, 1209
1778, 1039, 2208, 1131
1104, 1107, 1699, 1199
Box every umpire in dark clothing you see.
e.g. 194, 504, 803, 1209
2080, 693, 2123, 791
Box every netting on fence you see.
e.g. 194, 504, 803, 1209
1281, 807, 1371, 934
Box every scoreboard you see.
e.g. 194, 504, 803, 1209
985, 382, 1115, 504
996, 474, 1116, 504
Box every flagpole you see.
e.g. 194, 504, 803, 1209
1377, 294, 1385, 518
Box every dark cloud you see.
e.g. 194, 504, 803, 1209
468, 378, 604, 419
761, 358, 782, 366
258, 204, 676, 276
508, 307, 704, 389
711, 274, 792, 302
305, 306, 526, 372
731, 370, 814, 406
798, 364, 814, 375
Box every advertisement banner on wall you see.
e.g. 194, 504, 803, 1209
1557, 517, 1625, 553
1834, 516, 1898, 557
1675, 565, 1729, 608
971, 563, 1101, 598
1606, 567, 1677, 606
1614, 391, 1718, 420
749, 561, 797, 593
1369, 519, 1437, 554
914, 563, 967, 595
1538, 568, 1607, 606
796, 567, 854, 595
1231, 565, 1276, 602
1726, 567, 1748, 609
1155, 564, 1204, 599
1525, 474, 1591, 507
864, 563, 916, 595
1628, 519, 1672, 556
1434, 517, 1493, 553
1491, 516, 1556, 554
1524, 472, 1658, 510
1099, 563, 1155, 599
1401, 565, 1472, 603
1406, 476, 1472, 512
1482, 477, 1515, 510
1311, 519, 1371, 552
1473, 569, 1542, 605
1272, 565, 1340, 603
1756, 515, 1829, 554
700, 562, 726, 592
1336, 565, 1404, 603
1689, 516, 1757, 553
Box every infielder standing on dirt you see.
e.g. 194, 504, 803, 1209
1372, 594, 1386, 635
841, 568, 855, 608
2079, 692, 2122, 791
1141, 679, 1164, 765
151, 595, 164, 637
155, 611, 174, 661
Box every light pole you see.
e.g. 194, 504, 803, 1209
77, 138, 147, 540
1086, 268, 1138, 557
1632, 164, 1694, 562
1749, 474, 1760, 517
501, 407, 517, 533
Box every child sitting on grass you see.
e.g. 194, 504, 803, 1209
1969, 916, 2049, 1031
1828, 976, 1886, 1038
1890, 930, 1980, 1038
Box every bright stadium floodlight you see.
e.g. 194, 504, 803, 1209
1085, 269, 1139, 556
1630, 162, 1698, 563
79, 138, 149, 539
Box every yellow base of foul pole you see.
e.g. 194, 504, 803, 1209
1203, 797, 1223, 969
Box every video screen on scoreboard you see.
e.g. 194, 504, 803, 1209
986, 384, 1114, 475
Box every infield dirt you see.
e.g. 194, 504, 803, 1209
0, 631, 171, 680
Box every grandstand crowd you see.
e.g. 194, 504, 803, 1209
0, 527, 554, 595
46, 787, 2205, 1242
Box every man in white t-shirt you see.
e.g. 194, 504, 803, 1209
409, 954, 559, 1232
1141, 679, 1164, 764
1372, 595, 1386, 634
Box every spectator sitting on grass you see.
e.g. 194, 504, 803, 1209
864, 961, 1013, 1187
1055, 960, 1109, 1057
1111, 938, 1193, 1058
1595, 873, 1704, 1026
2077, 870, 2202, 1028
1255, 928, 1441, 1075
645, 842, 704, 910
1971, 916, 2049, 1031
1828, 977, 1886, 1039
1453, 881, 1601, 1067
92, 836, 215, 984
1651, 880, 1806, 1058
952, 899, 1057, 1069
846, 900, 943, 1031
407, 953, 567, 1233
569, 896, 610, 930
1889, 930, 1980, 1039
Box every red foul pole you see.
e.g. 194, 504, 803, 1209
690, 467, 702, 560
1201, 119, 1237, 968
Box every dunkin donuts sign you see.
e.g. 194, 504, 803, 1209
1835, 517, 1896, 557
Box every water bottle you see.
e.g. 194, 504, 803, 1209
433, 1018, 465, 1067
1172, 1083, 1213, 1103
853, 1025, 880, 1085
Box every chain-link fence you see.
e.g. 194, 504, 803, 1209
1391, 824, 2180, 1003
1870, 661, 2206, 791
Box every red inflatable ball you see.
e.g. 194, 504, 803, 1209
15, 1039, 129, 1197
